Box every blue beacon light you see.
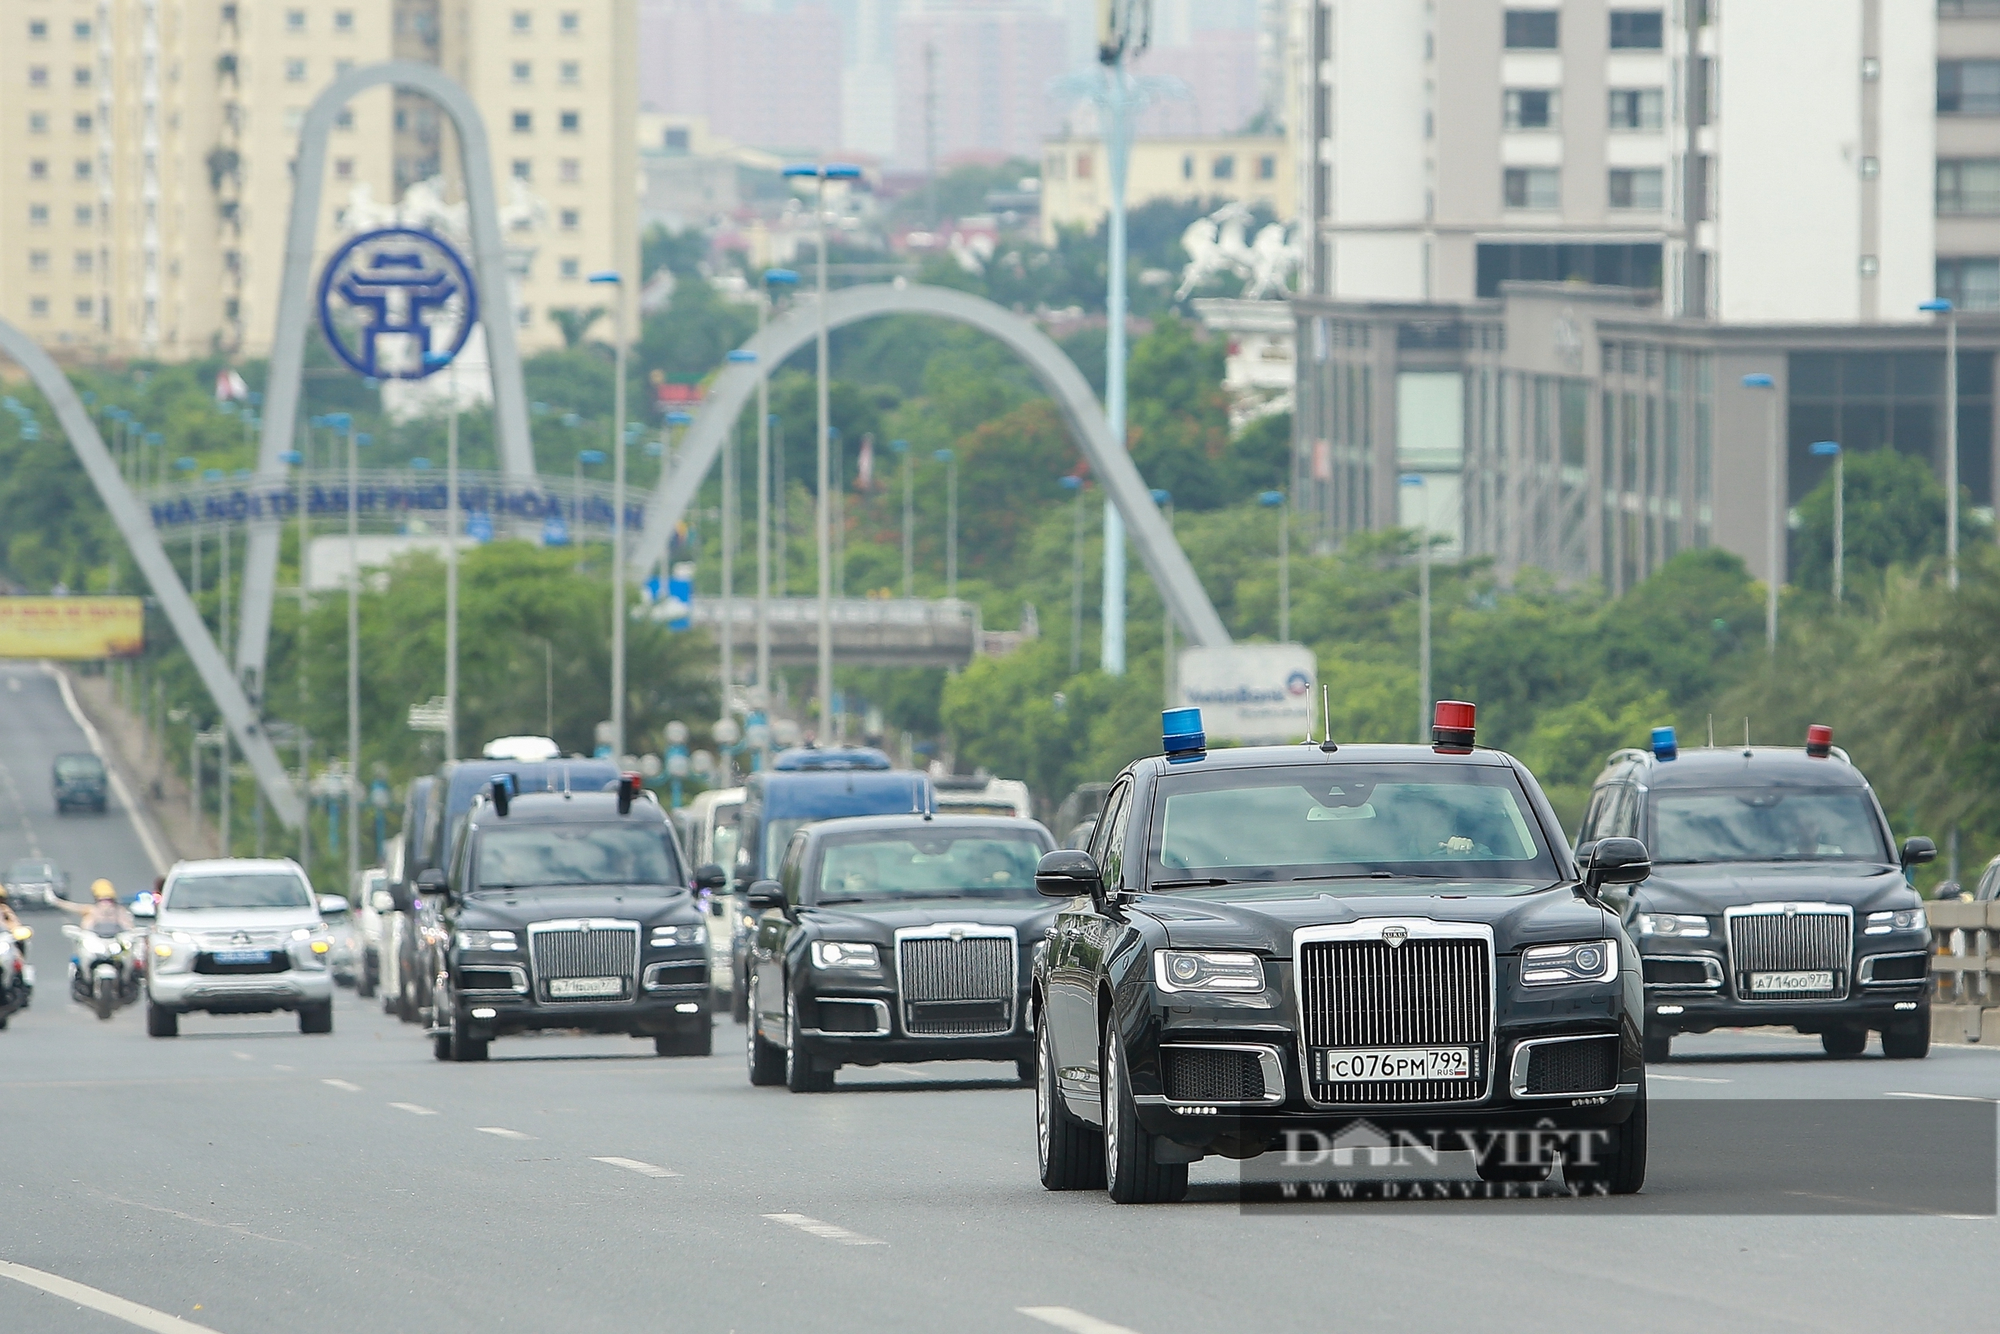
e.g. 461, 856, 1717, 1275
1162, 707, 1206, 761
1651, 727, 1678, 761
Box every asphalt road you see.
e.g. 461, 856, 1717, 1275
5, 671, 1999, 1333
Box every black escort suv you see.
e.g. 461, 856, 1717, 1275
1579, 724, 1935, 1062
1033, 703, 1650, 1204
421, 777, 715, 1061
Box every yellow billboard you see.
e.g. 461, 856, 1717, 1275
0, 597, 145, 660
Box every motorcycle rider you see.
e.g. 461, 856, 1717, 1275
0, 885, 23, 937
56, 879, 134, 932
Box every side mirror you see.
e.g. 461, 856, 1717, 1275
318, 895, 351, 916
1573, 839, 1598, 869
130, 898, 157, 920
416, 867, 449, 897
746, 880, 786, 912
694, 862, 729, 891
1035, 849, 1103, 899
1584, 837, 1651, 892
1902, 836, 1938, 868
370, 889, 396, 913
387, 882, 416, 914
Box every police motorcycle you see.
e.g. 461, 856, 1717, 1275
65, 921, 142, 1020
0, 925, 30, 1026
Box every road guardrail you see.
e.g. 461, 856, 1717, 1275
1929, 900, 2000, 1043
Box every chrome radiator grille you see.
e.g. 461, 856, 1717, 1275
897, 932, 1016, 1037
528, 920, 639, 1002
1298, 936, 1491, 1104
1728, 906, 1851, 1000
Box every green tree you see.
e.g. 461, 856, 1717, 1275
548, 306, 608, 349
1793, 448, 1984, 599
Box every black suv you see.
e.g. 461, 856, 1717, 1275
1579, 725, 1935, 1061
421, 778, 714, 1061
53, 752, 108, 814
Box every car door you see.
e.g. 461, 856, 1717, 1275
1048, 778, 1132, 1116
752, 832, 808, 1034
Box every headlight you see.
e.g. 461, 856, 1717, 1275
291, 923, 330, 942
455, 929, 518, 953
1636, 912, 1711, 939
651, 924, 708, 947
1864, 908, 1928, 936
1154, 950, 1265, 993
810, 940, 879, 970
1520, 940, 1618, 986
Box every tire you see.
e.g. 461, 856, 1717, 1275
1101, 1024, 1188, 1203
1566, 1080, 1649, 1195
92, 976, 115, 1020
1016, 1055, 1036, 1085
1035, 1008, 1104, 1191
357, 954, 377, 1000
656, 1024, 713, 1057
746, 1004, 784, 1086
443, 1005, 486, 1061
784, 990, 834, 1093
1821, 1026, 1868, 1057
1882, 1019, 1930, 1060
145, 999, 178, 1038
731, 970, 750, 1025
432, 1031, 454, 1061
1474, 1140, 1556, 1184
1642, 1031, 1671, 1064
299, 1000, 334, 1035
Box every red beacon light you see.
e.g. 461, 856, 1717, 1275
1433, 700, 1477, 753
616, 772, 644, 813
1804, 724, 1834, 759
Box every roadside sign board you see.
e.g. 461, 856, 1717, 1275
0, 596, 144, 659
1176, 643, 1316, 745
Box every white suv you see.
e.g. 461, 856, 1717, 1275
142, 859, 338, 1037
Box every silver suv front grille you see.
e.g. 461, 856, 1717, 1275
896, 927, 1017, 1037
527, 919, 639, 1002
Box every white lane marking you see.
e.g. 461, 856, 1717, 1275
5, 677, 18, 691
0, 1258, 223, 1333
0, 750, 42, 858
389, 1102, 438, 1116
1017, 1307, 1145, 1334
591, 1156, 680, 1179
1884, 1091, 1997, 1102
231, 1052, 253, 1062
272, 1064, 295, 1072
321, 1078, 362, 1092
476, 1126, 534, 1140
1650, 1073, 1731, 1084
762, 1213, 886, 1246
46, 663, 170, 875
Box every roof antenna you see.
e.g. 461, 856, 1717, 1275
1319, 684, 1338, 752
1707, 713, 1714, 749
1743, 716, 1752, 758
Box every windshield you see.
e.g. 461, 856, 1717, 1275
1149, 763, 1559, 890
710, 806, 742, 870
1649, 789, 1891, 863
9, 861, 55, 880
814, 830, 1045, 903
476, 825, 679, 890
166, 873, 313, 910
55, 756, 104, 779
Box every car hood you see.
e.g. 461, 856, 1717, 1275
1636, 861, 1917, 915
1132, 880, 1615, 955
798, 896, 1056, 944
457, 887, 702, 931
156, 906, 323, 935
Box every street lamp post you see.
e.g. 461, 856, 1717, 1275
935, 449, 958, 600
589, 270, 630, 756
1811, 441, 1843, 605
325, 411, 365, 888
1922, 299, 1960, 589
893, 439, 912, 598
1063, 476, 1086, 674
1153, 489, 1174, 707
1260, 490, 1290, 641
780, 161, 862, 741
1743, 373, 1779, 650
1400, 474, 1430, 743
444, 405, 460, 758
755, 270, 797, 701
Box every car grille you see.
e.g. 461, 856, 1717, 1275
1298, 936, 1491, 1104
1162, 1046, 1267, 1103
528, 921, 638, 1002
897, 932, 1016, 1037
194, 953, 291, 976
1522, 1037, 1619, 1096
1728, 907, 1851, 1000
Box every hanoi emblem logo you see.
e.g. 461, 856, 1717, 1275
316, 226, 478, 381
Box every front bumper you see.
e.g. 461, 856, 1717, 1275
149, 967, 333, 1014
1641, 942, 1931, 1033
790, 982, 1034, 1064
443, 963, 710, 1039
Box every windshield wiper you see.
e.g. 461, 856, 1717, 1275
1149, 877, 1241, 889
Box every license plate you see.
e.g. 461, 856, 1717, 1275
1312, 1046, 1472, 1082
213, 949, 269, 965
1750, 970, 1834, 993
549, 976, 622, 998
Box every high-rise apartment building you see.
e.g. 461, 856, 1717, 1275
1, 0, 634, 362
1289, 0, 2000, 597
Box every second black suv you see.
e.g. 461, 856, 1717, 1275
1579, 725, 1936, 1062
421, 778, 715, 1061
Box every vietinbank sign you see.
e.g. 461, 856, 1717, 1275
1177, 643, 1316, 744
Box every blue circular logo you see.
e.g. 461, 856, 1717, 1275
316, 226, 477, 381
1285, 670, 1312, 697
